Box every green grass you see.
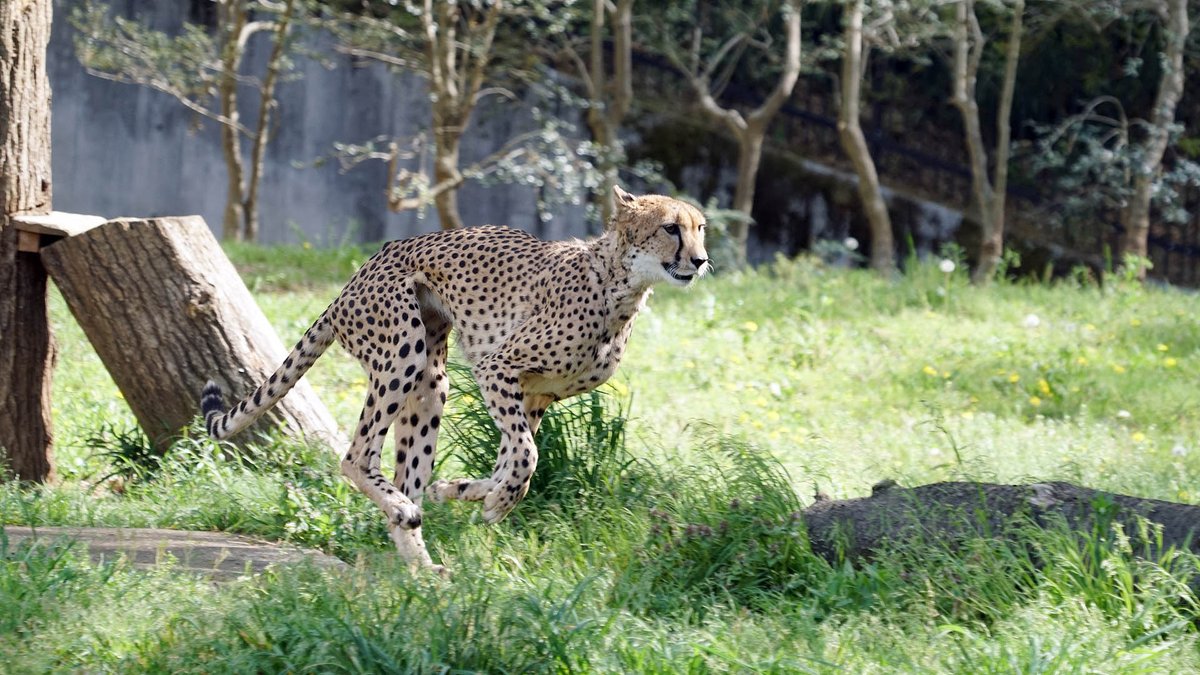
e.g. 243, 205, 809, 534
3, 243, 1199, 672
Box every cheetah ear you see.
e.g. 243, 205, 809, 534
613, 185, 637, 209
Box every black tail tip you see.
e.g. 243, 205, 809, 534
200, 380, 225, 419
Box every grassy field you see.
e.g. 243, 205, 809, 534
3, 242, 1199, 672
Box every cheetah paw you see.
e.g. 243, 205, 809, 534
426, 479, 453, 504
391, 502, 423, 530
481, 490, 513, 524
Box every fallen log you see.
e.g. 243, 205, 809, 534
804, 480, 1200, 563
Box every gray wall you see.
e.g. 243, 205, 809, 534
49, 0, 589, 245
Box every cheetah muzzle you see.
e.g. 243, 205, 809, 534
200, 185, 709, 570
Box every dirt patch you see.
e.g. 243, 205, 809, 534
2, 525, 348, 581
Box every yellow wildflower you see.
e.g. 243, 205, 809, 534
960, 411, 975, 419
1157, 343, 1170, 352
1076, 356, 1088, 366
302, 241, 312, 250
741, 321, 759, 333
1038, 379, 1052, 396
1029, 396, 1042, 406
1008, 373, 1020, 383
1131, 431, 1146, 443
1130, 318, 1142, 327
1112, 364, 1127, 374
1165, 357, 1178, 368
923, 365, 939, 377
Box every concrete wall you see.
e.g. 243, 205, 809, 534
49, 0, 589, 245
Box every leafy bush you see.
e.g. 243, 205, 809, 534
617, 434, 824, 614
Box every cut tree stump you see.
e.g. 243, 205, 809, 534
804, 480, 1200, 564
39, 216, 346, 450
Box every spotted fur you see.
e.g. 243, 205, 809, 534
201, 186, 708, 569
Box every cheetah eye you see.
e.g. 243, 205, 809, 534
662, 224, 680, 236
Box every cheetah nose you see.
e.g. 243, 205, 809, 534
691, 256, 708, 270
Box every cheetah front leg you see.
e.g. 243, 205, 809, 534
428, 377, 553, 524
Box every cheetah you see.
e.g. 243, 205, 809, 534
200, 186, 708, 569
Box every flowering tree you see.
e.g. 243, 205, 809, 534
73, 0, 301, 242
658, 0, 803, 268
1029, 0, 1195, 278
948, 0, 1024, 285
835, 0, 948, 275
331, 0, 598, 230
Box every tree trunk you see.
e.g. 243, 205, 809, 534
218, 0, 248, 242
0, 0, 56, 482
1120, 0, 1189, 280
951, 0, 997, 284
982, 0, 1023, 285
838, 0, 894, 274
586, 0, 634, 227
433, 133, 465, 231
244, 0, 297, 244
730, 129, 765, 268
40, 217, 346, 451
805, 480, 1200, 569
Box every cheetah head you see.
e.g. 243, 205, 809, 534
612, 186, 710, 288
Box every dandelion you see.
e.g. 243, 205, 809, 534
302, 241, 312, 250
1157, 343, 1170, 352
1132, 432, 1146, 443
1038, 379, 1052, 396
939, 259, 956, 274
1171, 444, 1187, 457
923, 365, 939, 377
1023, 314, 1041, 329
741, 320, 759, 333
1130, 318, 1142, 327
1076, 356, 1088, 366
960, 411, 975, 419
1164, 357, 1178, 368
1112, 364, 1127, 374
1008, 373, 1021, 383
1029, 396, 1042, 407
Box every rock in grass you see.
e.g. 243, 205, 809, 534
804, 480, 1200, 566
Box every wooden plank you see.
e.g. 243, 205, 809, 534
17, 230, 41, 252
11, 211, 106, 238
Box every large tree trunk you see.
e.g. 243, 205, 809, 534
1120, 0, 1189, 279
0, 0, 56, 482
40, 217, 346, 450
805, 480, 1200, 569
838, 0, 894, 274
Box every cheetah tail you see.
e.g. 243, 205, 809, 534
201, 309, 336, 440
